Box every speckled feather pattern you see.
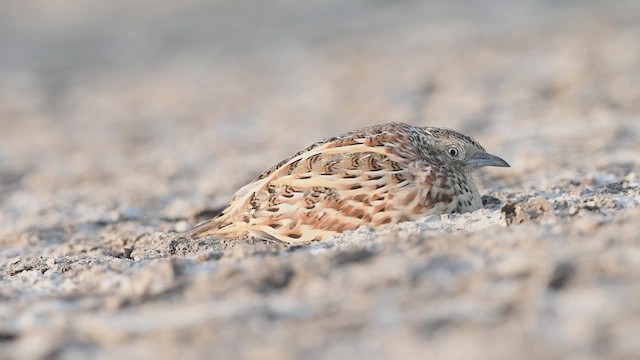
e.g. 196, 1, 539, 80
187, 122, 503, 243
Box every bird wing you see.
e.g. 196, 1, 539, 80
188, 123, 425, 243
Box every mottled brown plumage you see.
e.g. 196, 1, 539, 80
187, 122, 509, 243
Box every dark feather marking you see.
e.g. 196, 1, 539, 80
286, 159, 301, 175
392, 173, 406, 183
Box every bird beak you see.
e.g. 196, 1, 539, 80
468, 152, 510, 168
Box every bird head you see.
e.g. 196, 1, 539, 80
423, 127, 510, 172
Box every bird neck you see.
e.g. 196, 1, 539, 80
453, 172, 482, 212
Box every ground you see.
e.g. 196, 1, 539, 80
1, 1, 640, 359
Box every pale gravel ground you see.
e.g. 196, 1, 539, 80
1, 1, 640, 359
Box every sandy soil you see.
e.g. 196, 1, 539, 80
1, 1, 640, 359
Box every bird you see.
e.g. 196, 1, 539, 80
186, 122, 509, 244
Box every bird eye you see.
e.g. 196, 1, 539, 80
447, 147, 459, 157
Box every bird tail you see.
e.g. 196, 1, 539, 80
184, 213, 247, 240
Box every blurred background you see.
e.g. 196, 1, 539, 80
2, 2, 640, 359
1, 0, 639, 232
